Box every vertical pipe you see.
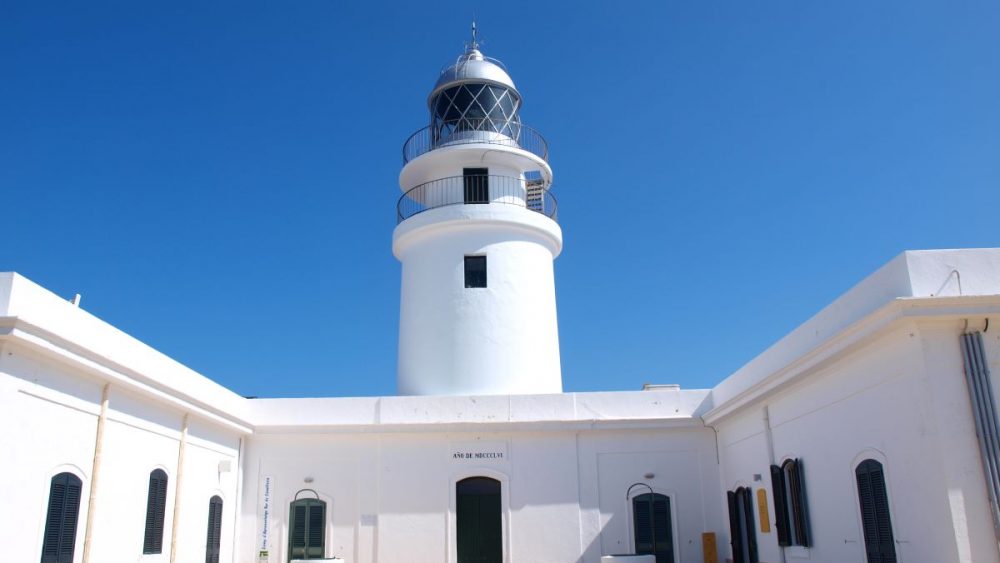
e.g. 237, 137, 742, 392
762, 406, 787, 563
231, 436, 244, 563
82, 383, 110, 563
961, 331, 1000, 552
169, 414, 189, 563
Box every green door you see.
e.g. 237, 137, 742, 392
456, 477, 502, 563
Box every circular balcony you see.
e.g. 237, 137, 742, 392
402, 119, 549, 164
397, 174, 558, 224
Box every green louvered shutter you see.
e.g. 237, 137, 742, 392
856, 460, 897, 563
41, 472, 82, 563
143, 469, 168, 554
288, 498, 326, 560
205, 496, 223, 563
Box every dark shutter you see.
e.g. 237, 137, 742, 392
741, 488, 759, 563
770, 465, 790, 546
288, 497, 326, 560
790, 459, 812, 547
205, 496, 223, 563
651, 495, 673, 563
727, 491, 743, 563
633, 496, 652, 551
856, 460, 897, 563
307, 503, 326, 558
41, 472, 82, 563
143, 469, 168, 554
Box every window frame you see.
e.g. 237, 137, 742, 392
288, 493, 327, 561
205, 495, 223, 563
727, 486, 759, 563
40, 471, 83, 563
464, 255, 487, 288
770, 458, 811, 547
630, 492, 675, 563
143, 468, 169, 554
854, 458, 898, 563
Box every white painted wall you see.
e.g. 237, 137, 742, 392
240, 423, 719, 563
714, 318, 1000, 563
394, 204, 563, 396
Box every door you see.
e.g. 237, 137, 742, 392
456, 477, 502, 563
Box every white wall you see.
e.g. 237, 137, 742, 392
0, 340, 243, 563
241, 423, 720, 563
715, 318, 1000, 563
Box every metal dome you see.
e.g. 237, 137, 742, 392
427, 47, 518, 107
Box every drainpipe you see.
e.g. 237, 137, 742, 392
82, 383, 110, 563
170, 414, 189, 563
762, 406, 787, 563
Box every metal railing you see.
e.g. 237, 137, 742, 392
397, 174, 558, 224
402, 119, 548, 163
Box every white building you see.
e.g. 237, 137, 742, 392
3, 38, 1000, 563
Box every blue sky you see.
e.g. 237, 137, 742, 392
2, 1, 998, 398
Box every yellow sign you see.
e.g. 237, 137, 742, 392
756, 488, 771, 533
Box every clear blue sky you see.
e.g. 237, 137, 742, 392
3, 1, 998, 398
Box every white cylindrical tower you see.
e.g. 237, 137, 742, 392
394, 37, 563, 396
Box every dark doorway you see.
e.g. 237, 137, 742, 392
463, 168, 489, 204
632, 493, 673, 563
456, 477, 502, 563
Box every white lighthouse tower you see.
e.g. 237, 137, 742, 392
394, 30, 563, 396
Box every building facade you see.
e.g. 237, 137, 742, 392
3, 39, 1000, 563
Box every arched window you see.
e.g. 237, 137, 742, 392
770, 458, 811, 547
855, 459, 897, 563
143, 469, 168, 554
288, 492, 326, 560
456, 477, 502, 563
631, 493, 673, 563
727, 486, 758, 563
40, 472, 82, 563
204, 495, 223, 563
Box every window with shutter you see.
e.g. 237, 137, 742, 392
288, 496, 326, 560
40, 472, 82, 563
856, 459, 897, 563
771, 459, 812, 548
205, 496, 223, 563
727, 487, 758, 563
631, 493, 673, 563
143, 469, 168, 554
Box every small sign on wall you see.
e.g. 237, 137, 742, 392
450, 441, 508, 462
259, 475, 273, 562
756, 488, 770, 533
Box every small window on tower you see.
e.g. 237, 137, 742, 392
465, 256, 487, 288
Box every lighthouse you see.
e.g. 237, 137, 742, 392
394, 30, 563, 396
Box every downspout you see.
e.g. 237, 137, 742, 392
170, 414, 189, 563
762, 406, 787, 563
231, 436, 244, 563
82, 383, 110, 563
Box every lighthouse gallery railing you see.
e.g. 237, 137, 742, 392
402, 119, 549, 164
397, 174, 558, 224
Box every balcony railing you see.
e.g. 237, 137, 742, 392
397, 174, 558, 224
402, 119, 549, 163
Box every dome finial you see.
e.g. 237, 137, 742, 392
467, 18, 480, 52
